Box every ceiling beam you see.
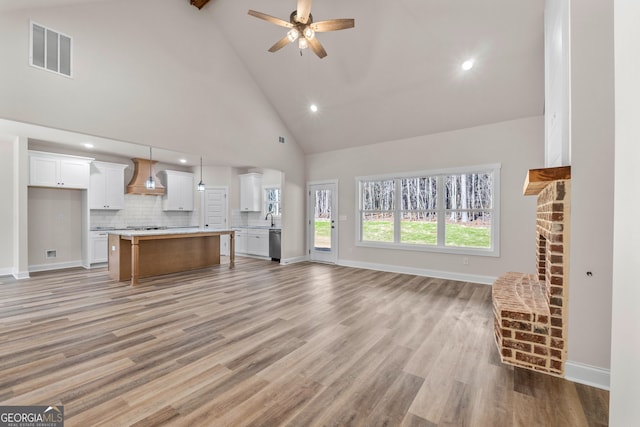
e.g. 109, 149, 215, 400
190, 0, 210, 10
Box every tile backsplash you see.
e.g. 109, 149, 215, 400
90, 194, 198, 229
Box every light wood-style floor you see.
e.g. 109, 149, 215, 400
0, 258, 609, 426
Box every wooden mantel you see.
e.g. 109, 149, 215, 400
190, 0, 210, 10
523, 166, 571, 196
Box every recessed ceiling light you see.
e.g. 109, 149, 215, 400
310, 104, 318, 113
179, 159, 187, 164
83, 143, 94, 149
461, 59, 474, 71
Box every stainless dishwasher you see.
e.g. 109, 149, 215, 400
269, 229, 281, 262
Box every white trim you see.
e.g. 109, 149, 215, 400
355, 163, 501, 257
280, 255, 308, 265
28, 260, 84, 273
29, 20, 73, 78
307, 179, 339, 264
0, 267, 14, 277
565, 361, 610, 390
12, 271, 30, 280
338, 259, 496, 285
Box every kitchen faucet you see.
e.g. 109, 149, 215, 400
265, 212, 275, 227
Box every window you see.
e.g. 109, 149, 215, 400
357, 164, 500, 256
264, 187, 281, 216
30, 21, 72, 78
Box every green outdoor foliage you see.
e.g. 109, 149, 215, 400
317, 220, 491, 248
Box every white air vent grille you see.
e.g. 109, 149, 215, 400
30, 21, 72, 78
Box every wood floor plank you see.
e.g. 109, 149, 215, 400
0, 258, 609, 426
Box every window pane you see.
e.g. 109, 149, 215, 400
46, 29, 58, 72
400, 212, 437, 245
401, 177, 437, 210
314, 218, 331, 249
59, 34, 71, 76
445, 211, 492, 248
265, 187, 281, 216
445, 173, 493, 209
32, 24, 45, 68
362, 212, 394, 242
361, 180, 394, 210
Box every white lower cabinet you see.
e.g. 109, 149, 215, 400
90, 231, 109, 264
234, 228, 269, 257
247, 229, 269, 257
234, 229, 247, 254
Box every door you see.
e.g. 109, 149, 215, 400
308, 181, 338, 263
203, 187, 229, 255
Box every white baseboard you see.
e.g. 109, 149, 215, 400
29, 260, 84, 273
337, 259, 497, 285
12, 270, 30, 280
0, 267, 13, 277
565, 360, 610, 390
280, 255, 308, 265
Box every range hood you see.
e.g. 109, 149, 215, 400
126, 158, 165, 195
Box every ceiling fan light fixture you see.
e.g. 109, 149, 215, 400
287, 28, 299, 42
197, 156, 205, 191
145, 146, 156, 190
303, 27, 315, 40
298, 37, 309, 49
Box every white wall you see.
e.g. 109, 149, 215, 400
566, 0, 615, 381
0, 139, 14, 274
610, 1, 640, 424
28, 187, 83, 269
0, 0, 307, 263
306, 116, 543, 281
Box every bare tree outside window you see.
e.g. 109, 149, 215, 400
357, 166, 499, 253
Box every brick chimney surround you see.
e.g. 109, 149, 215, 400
492, 166, 571, 376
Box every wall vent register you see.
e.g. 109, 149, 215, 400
30, 21, 72, 77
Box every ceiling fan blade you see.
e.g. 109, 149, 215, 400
268, 35, 293, 53
307, 37, 327, 59
311, 18, 355, 32
248, 10, 293, 28
296, 0, 312, 24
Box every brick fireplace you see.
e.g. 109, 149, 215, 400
492, 166, 571, 376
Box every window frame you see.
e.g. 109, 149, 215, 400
356, 163, 501, 257
29, 20, 73, 78
263, 186, 282, 217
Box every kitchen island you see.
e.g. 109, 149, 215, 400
108, 228, 235, 286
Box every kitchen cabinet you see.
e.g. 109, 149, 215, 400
161, 170, 194, 211
234, 228, 247, 254
29, 151, 93, 189
247, 229, 269, 257
239, 173, 262, 212
90, 231, 109, 264
89, 161, 127, 210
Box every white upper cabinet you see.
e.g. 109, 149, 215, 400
161, 170, 194, 211
239, 173, 262, 212
89, 161, 127, 210
29, 151, 93, 189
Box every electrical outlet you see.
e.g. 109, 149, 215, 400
463, 256, 469, 265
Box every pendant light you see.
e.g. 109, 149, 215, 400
197, 156, 206, 191
145, 146, 155, 190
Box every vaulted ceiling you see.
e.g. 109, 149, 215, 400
0, 0, 545, 156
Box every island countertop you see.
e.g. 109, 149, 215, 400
108, 227, 233, 238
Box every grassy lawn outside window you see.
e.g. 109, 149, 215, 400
356, 164, 500, 256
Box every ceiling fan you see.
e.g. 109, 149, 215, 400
248, 0, 355, 59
